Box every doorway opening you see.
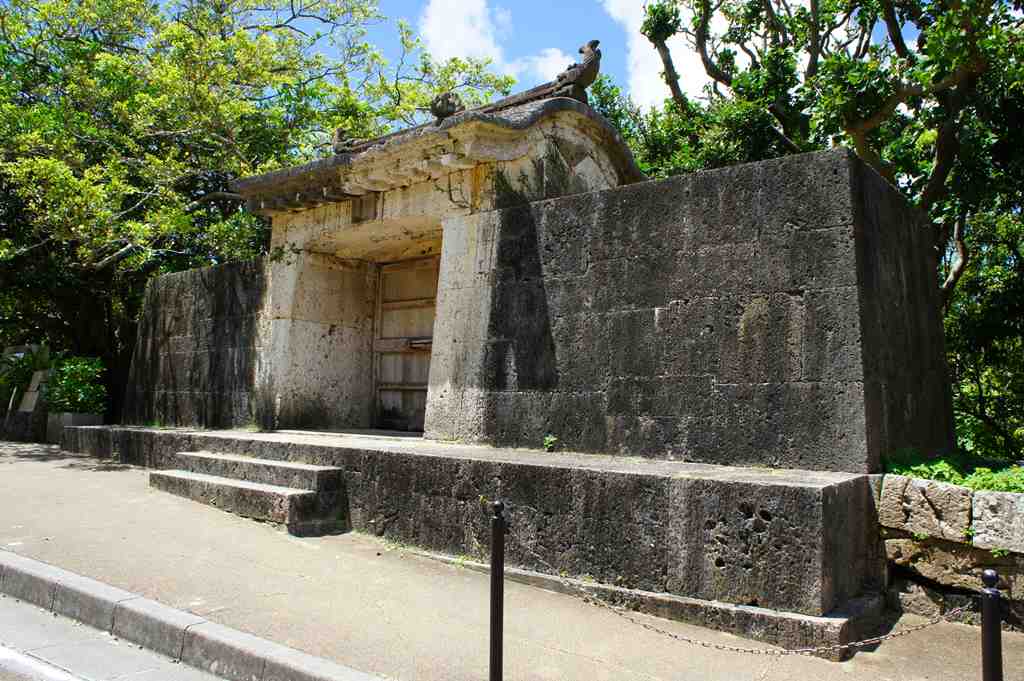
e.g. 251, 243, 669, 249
373, 256, 439, 431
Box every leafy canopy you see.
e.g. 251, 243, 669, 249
0, 0, 511, 414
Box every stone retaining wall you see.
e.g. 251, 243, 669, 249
875, 474, 1024, 627
123, 259, 265, 428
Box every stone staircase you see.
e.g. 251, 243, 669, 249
149, 451, 347, 536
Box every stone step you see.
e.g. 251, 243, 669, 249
173, 451, 341, 491
149, 470, 345, 536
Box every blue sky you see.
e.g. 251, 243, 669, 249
363, 0, 700, 109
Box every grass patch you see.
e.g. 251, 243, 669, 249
883, 448, 1024, 493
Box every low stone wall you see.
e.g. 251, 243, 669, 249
875, 474, 1024, 627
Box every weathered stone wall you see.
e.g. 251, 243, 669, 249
123, 260, 265, 428
875, 474, 1024, 627
853, 166, 955, 467
426, 149, 953, 473
257, 252, 376, 430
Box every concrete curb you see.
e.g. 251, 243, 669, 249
0, 549, 384, 681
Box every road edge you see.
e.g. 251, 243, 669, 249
0, 549, 384, 681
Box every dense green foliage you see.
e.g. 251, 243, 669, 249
47, 357, 108, 414
613, 0, 1024, 461
884, 448, 1024, 493
0, 0, 511, 416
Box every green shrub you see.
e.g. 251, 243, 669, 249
883, 448, 1024, 493
47, 357, 107, 414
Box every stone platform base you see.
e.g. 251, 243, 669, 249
416, 549, 885, 660
63, 426, 885, 653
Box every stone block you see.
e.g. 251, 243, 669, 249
46, 412, 102, 444
877, 475, 972, 541
0, 551, 60, 610
666, 473, 872, 616
100, 426, 884, 621
887, 577, 943, 617
426, 149, 952, 471
885, 535, 1024, 599
972, 490, 1024, 553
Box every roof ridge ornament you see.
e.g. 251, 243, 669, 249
554, 39, 602, 105
430, 91, 466, 124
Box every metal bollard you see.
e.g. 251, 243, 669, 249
490, 501, 506, 681
981, 569, 1004, 681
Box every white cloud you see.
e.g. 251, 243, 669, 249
419, 0, 504, 64
509, 48, 575, 83
601, 0, 732, 109
418, 0, 571, 86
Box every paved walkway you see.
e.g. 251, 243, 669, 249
1, 441, 1021, 681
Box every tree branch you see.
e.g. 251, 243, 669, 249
695, 0, 733, 87
880, 0, 913, 60
941, 216, 968, 309
805, 0, 821, 79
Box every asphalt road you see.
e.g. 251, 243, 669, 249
0, 595, 220, 681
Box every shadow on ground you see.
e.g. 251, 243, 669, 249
0, 442, 131, 472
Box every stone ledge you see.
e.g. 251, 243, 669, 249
63, 425, 883, 619
413, 548, 884, 661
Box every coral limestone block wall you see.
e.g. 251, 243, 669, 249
426, 149, 954, 472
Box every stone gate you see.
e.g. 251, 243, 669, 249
84, 55, 958, 654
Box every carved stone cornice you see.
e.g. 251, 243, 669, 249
232, 97, 645, 215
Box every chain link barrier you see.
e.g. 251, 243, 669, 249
506, 529, 969, 658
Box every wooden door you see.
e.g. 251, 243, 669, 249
374, 257, 439, 431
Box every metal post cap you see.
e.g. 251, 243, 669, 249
492, 500, 504, 515
982, 569, 1000, 588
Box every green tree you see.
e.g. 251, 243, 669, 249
0, 0, 510, 415
629, 0, 1024, 458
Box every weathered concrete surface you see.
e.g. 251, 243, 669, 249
123, 259, 266, 429
877, 475, 972, 541
972, 490, 1024, 553
64, 426, 882, 617
0, 551, 380, 681
425, 149, 954, 472
5, 440, 1024, 681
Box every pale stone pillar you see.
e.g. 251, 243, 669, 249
256, 251, 376, 430
423, 212, 499, 441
